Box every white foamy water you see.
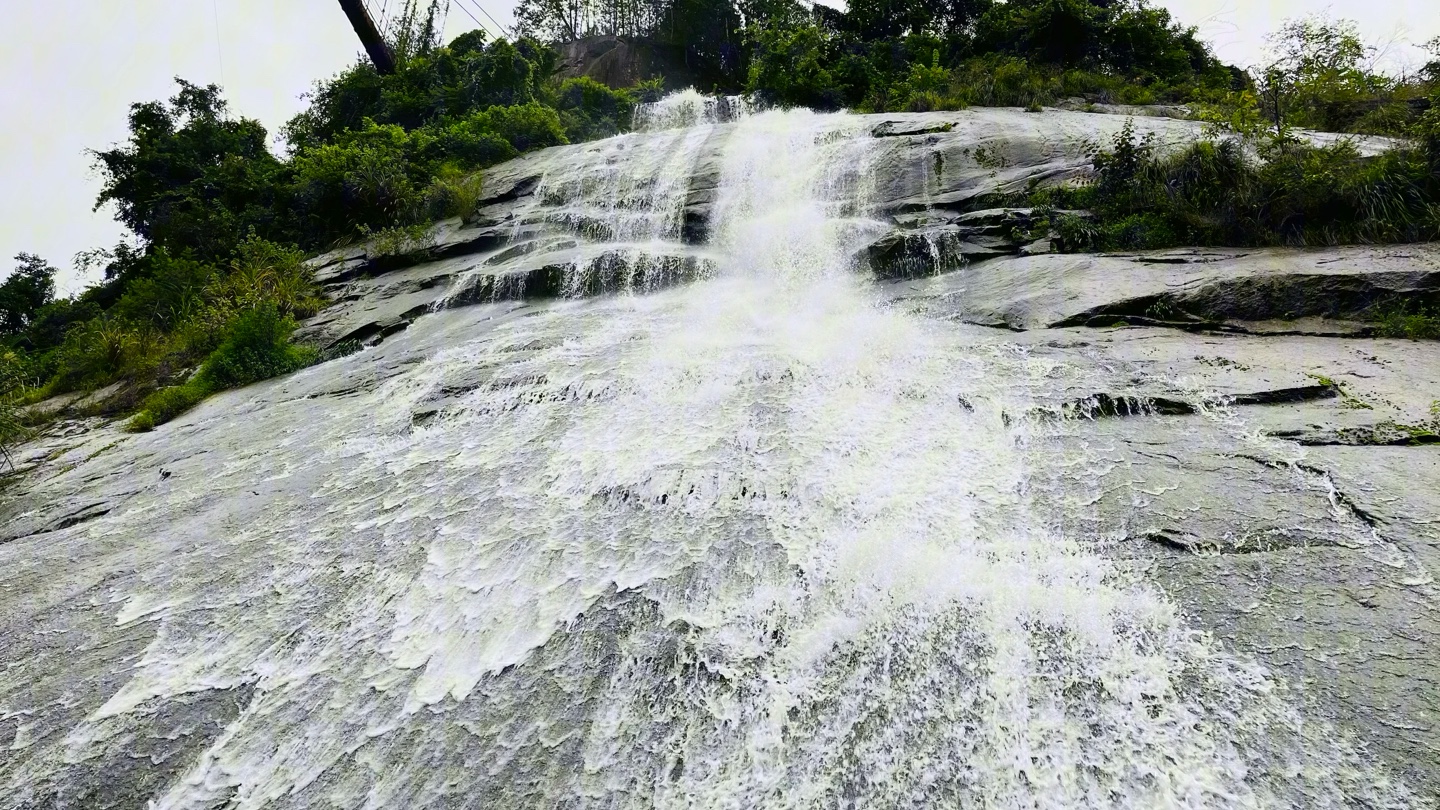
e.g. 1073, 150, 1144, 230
0, 103, 1426, 809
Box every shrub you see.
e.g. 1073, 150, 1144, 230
130, 379, 211, 430
473, 102, 568, 153
49, 316, 151, 392
214, 234, 323, 318
420, 119, 516, 170
556, 78, 638, 140
290, 121, 428, 239
1374, 305, 1440, 340
746, 23, 844, 110
1038, 120, 1440, 251
198, 304, 316, 391
131, 304, 318, 429
424, 166, 486, 221
0, 351, 28, 466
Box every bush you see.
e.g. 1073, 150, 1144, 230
215, 234, 323, 318
420, 119, 517, 170
0, 351, 28, 466
198, 305, 316, 390
130, 379, 211, 430
461, 102, 568, 154
49, 316, 152, 392
556, 78, 638, 141
746, 23, 845, 110
1035, 120, 1440, 251
1374, 305, 1440, 340
291, 121, 428, 239
131, 304, 318, 429
424, 165, 486, 221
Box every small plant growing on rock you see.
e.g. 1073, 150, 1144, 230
1373, 303, 1440, 340
364, 223, 437, 259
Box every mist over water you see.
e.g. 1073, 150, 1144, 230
0, 98, 1427, 808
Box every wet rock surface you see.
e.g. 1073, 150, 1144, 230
2, 109, 1437, 806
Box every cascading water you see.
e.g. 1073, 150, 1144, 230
0, 100, 1428, 809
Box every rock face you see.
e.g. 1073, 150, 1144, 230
555, 35, 698, 90
2, 108, 1437, 806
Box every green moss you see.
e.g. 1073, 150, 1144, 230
1308, 373, 1374, 410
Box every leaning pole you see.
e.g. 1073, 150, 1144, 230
337, 0, 397, 75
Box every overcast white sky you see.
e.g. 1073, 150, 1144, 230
2, 0, 1436, 292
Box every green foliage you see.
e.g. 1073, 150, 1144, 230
196, 305, 317, 391
1417, 90, 1440, 169
91, 80, 290, 263
747, 23, 845, 110
556, 77, 640, 140
421, 117, 518, 170
0, 254, 57, 337
424, 165, 487, 221
290, 120, 428, 237
13, 19, 669, 425
130, 379, 209, 431
468, 102, 568, 153
131, 303, 319, 430
0, 350, 28, 466
743, 0, 1234, 113
1251, 15, 1435, 136
517, 0, 744, 83
111, 250, 217, 331
1033, 119, 1440, 252
1374, 305, 1440, 340
363, 223, 437, 258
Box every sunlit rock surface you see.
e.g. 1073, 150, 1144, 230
2, 99, 1437, 808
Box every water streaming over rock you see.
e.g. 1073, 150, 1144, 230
0, 101, 1429, 809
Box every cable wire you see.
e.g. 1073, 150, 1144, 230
462, 0, 510, 38
212, 0, 226, 86
451, 0, 499, 38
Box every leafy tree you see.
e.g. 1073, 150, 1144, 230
1257, 15, 1388, 132
92, 81, 290, 262
843, 0, 992, 39
291, 121, 428, 237
1423, 38, 1440, 84
746, 23, 843, 109
555, 77, 642, 139
0, 255, 57, 336
975, 0, 1106, 67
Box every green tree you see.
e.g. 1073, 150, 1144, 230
0, 254, 57, 336
746, 23, 842, 109
1257, 15, 1387, 132
92, 80, 290, 262
843, 0, 992, 39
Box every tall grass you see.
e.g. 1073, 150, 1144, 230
0, 352, 28, 470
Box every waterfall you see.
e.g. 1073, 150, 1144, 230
0, 104, 1425, 810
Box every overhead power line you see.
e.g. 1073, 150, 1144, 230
464, 0, 510, 38
451, 0, 509, 39
450, 0, 495, 36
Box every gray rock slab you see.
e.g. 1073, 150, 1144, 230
889, 245, 1440, 331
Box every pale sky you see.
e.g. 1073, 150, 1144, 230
2, 0, 1436, 293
